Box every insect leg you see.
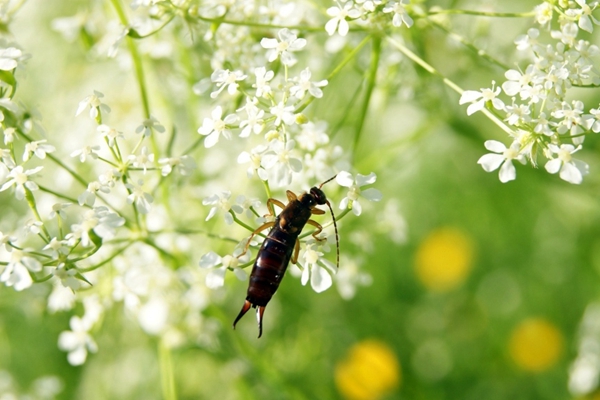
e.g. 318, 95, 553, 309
306, 219, 324, 241
286, 190, 297, 202
291, 238, 300, 264
266, 198, 286, 215
238, 221, 275, 258
233, 300, 252, 330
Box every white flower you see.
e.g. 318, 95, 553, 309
501, 65, 544, 102
75, 90, 111, 120
198, 106, 238, 148
158, 155, 196, 176
262, 140, 303, 187
335, 257, 372, 299
477, 140, 526, 183
0, 231, 15, 252
269, 101, 296, 126
260, 28, 306, 66
571, 0, 600, 33
97, 124, 124, 147
135, 115, 165, 137
236, 195, 262, 219
296, 121, 330, 151
325, 2, 361, 36
545, 144, 589, 184
78, 181, 109, 207
199, 251, 248, 289
238, 145, 269, 180
24, 219, 43, 236
552, 100, 586, 138
534, 2, 553, 26
128, 146, 155, 174
43, 238, 70, 258
23, 140, 55, 161
253, 67, 274, 98
58, 316, 98, 365
0, 249, 42, 291
70, 145, 100, 163
237, 98, 265, 137
48, 281, 77, 313
98, 169, 121, 188
459, 82, 505, 116
202, 191, 243, 225
289, 68, 328, 99
0, 47, 24, 70
210, 69, 247, 99
0, 165, 43, 200
53, 264, 82, 290
382, 0, 414, 28
125, 179, 153, 214
67, 207, 125, 247
296, 238, 336, 293
49, 203, 72, 220
336, 171, 382, 216
3, 126, 15, 145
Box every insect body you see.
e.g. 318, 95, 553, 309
233, 176, 339, 338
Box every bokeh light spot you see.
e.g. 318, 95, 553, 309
509, 318, 563, 372
414, 227, 474, 292
335, 340, 401, 400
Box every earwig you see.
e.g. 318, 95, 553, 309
233, 176, 339, 338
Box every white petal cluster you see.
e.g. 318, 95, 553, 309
462, 10, 600, 184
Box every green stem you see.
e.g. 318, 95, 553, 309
37, 185, 80, 205
431, 21, 511, 71
231, 212, 268, 239
295, 34, 371, 114
159, 339, 177, 400
351, 35, 381, 164
428, 9, 536, 18
24, 188, 51, 242
386, 36, 514, 136
78, 244, 129, 272
195, 15, 325, 32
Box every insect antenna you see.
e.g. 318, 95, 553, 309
325, 200, 340, 269
318, 174, 337, 189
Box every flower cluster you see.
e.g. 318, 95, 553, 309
197, 28, 380, 300
325, 0, 414, 36
460, 1, 599, 184
0, 0, 385, 370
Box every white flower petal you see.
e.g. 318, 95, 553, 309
311, 265, 332, 293
352, 200, 362, 216
199, 252, 221, 268
459, 90, 483, 104
336, 171, 354, 187
361, 188, 382, 201
466, 101, 484, 116
67, 347, 87, 366
499, 160, 516, 183
204, 131, 219, 148
559, 162, 583, 184
301, 265, 309, 286
205, 268, 226, 289
356, 172, 377, 186
325, 18, 339, 36
484, 140, 507, 153
545, 158, 562, 174
477, 154, 504, 172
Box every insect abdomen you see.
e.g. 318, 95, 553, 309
246, 229, 296, 306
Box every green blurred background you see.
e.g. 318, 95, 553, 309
1, 0, 600, 399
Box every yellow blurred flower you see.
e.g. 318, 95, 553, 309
414, 227, 474, 292
509, 318, 563, 372
335, 340, 400, 400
